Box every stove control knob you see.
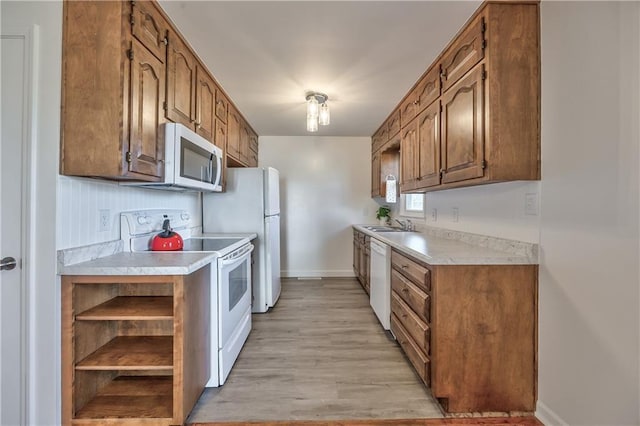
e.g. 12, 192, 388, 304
137, 215, 149, 225
181, 213, 190, 221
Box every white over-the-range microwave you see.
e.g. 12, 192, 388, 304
122, 123, 223, 192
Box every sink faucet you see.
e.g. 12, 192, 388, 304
394, 219, 414, 231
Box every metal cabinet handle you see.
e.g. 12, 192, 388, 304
1, 257, 17, 271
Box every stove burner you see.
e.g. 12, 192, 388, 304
181, 238, 244, 252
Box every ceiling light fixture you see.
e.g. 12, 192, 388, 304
306, 92, 330, 132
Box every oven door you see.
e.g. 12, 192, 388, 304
218, 243, 254, 348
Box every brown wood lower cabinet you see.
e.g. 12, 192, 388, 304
390, 249, 537, 414
352, 230, 370, 294
61, 266, 210, 425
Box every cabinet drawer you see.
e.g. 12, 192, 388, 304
391, 291, 430, 355
391, 251, 430, 292
391, 269, 430, 323
440, 15, 485, 92
391, 314, 430, 386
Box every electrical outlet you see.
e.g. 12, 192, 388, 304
430, 208, 438, 222
525, 193, 539, 216
99, 209, 110, 232
452, 207, 459, 223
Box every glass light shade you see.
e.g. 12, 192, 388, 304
306, 115, 318, 132
307, 96, 319, 118
319, 103, 330, 126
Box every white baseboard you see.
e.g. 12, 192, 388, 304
536, 400, 568, 426
281, 269, 355, 278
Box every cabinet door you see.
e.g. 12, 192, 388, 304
440, 16, 485, 92
441, 65, 485, 184
131, 0, 168, 62
239, 123, 250, 165
416, 101, 440, 188
415, 65, 441, 113
227, 106, 241, 160
128, 39, 165, 178
215, 89, 228, 123
195, 67, 215, 142
400, 93, 418, 129
387, 109, 401, 139
214, 119, 227, 152
371, 151, 381, 197
400, 120, 419, 191
166, 32, 196, 127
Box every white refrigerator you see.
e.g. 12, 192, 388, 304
203, 167, 281, 313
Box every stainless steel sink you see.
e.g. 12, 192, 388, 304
363, 226, 408, 232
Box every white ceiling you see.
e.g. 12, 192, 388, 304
158, 1, 482, 137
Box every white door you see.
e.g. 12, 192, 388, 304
1, 33, 30, 424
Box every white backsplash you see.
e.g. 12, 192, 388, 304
57, 176, 201, 249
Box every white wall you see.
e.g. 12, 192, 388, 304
393, 181, 541, 243
57, 177, 200, 249
537, 2, 639, 425
259, 136, 378, 277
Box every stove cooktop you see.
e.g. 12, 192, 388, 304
181, 238, 245, 252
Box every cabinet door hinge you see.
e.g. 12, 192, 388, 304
130, 14, 135, 25
482, 70, 487, 80
127, 49, 134, 61
126, 151, 132, 163
481, 39, 487, 50
163, 101, 168, 111
163, 36, 168, 46
481, 160, 486, 169
481, 19, 486, 33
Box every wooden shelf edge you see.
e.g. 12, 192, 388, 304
76, 336, 173, 370
76, 296, 174, 321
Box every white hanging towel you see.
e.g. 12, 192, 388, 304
385, 175, 397, 203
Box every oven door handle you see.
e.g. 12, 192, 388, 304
220, 244, 254, 266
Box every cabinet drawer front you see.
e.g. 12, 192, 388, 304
391, 269, 430, 323
131, 1, 168, 63
440, 16, 485, 92
391, 314, 430, 386
215, 89, 228, 123
392, 291, 430, 355
391, 251, 430, 291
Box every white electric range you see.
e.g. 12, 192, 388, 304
120, 209, 254, 387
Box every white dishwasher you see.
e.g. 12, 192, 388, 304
369, 238, 391, 330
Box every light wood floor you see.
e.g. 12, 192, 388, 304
186, 278, 443, 423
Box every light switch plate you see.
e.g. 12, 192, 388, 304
99, 209, 110, 232
525, 193, 539, 216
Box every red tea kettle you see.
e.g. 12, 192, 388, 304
151, 218, 184, 251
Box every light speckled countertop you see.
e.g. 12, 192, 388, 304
58, 233, 257, 276
353, 225, 537, 265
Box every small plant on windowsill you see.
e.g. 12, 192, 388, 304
376, 206, 391, 226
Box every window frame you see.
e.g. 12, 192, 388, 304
400, 193, 425, 219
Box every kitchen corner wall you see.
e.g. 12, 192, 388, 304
57, 176, 201, 250
258, 136, 378, 278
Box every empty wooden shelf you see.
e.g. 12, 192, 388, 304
76, 296, 174, 320
75, 336, 173, 370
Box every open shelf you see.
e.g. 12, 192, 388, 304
76, 296, 173, 320
75, 376, 173, 419
76, 336, 173, 370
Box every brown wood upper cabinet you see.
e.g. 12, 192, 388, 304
401, 66, 441, 128
374, 1, 540, 193
166, 30, 196, 128
400, 120, 419, 192
131, 0, 169, 63
227, 105, 241, 161
195, 67, 216, 142
61, 0, 259, 182
61, 1, 167, 180
440, 16, 485, 92
387, 109, 401, 139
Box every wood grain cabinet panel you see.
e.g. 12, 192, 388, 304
166, 31, 196, 128
391, 269, 430, 323
440, 16, 485, 92
416, 66, 441, 114
131, 0, 169, 63
371, 151, 381, 197
391, 292, 430, 355
400, 120, 419, 192
387, 109, 401, 139
441, 64, 485, 184
215, 89, 229, 123
391, 315, 430, 386
416, 101, 441, 188
195, 67, 216, 142
391, 250, 430, 291
129, 39, 165, 179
